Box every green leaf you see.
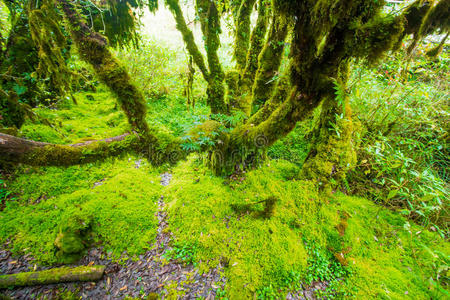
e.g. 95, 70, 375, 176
12, 84, 27, 96
386, 189, 398, 200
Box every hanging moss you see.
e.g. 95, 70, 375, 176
0, 91, 25, 128
350, 15, 406, 63
418, 0, 450, 37
58, 0, 150, 137
28, 0, 72, 96
0, 7, 41, 110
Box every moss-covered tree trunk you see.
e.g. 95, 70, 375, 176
0, 132, 141, 166
196, 0, 227, 115
251, 14, 289, 110
233, 0, 257, 70
300, 66, 358, 192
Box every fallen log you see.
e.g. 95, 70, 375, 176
0, 265, 105, 289
0, 132, 140, 166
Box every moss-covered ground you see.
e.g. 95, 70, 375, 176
1, 88, 448, 297
165, 158, 448, 299
1, 40, 448, 299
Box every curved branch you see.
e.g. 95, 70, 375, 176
242, 0, 268, 85
251, 14, 289, 108
231, 86, 320, 151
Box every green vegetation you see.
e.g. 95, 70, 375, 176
1, 156, 161, 263
164, 158, 448, 298
0, 0, 448, 299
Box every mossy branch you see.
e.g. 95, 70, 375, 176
251, 13, 288, 108
0, 265, 105, 288
241, 0, 268, 86
196, 0, 227, 114
233, 0, 257, 70
231, 86, 320, 151
0, 132, 142, 166
57, 0, 150, 137
165, 0, 209, 81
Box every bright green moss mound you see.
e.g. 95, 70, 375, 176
165, 158, 449, 299
0, 158, 161, 264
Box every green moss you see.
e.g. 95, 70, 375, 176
233, 0, 257, 70
0, 160, 161, 264
251, 14, 289, 108
164, 157, 449, 298
165, 158, 318, 297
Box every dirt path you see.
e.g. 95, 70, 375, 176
0, 172, 225, 299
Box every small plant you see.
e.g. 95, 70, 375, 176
0, 177, 14, 211
256, 284, 279, 300
215, 287, 228, 300
303, 240, 352, 298
163, 242, 198, 266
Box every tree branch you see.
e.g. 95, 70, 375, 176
0, 132, 142, 166
234, 0, 257, 70
165, 0, 210, 81
251, 14, 289, 108
57, 0, 150, 137
241, 0, 268, 85
0, 265, 105, 288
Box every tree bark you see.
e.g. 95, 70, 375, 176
0, 265, 105, 288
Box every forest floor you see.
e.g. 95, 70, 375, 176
1, 171, 225, 299
0, 90, 448, 299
